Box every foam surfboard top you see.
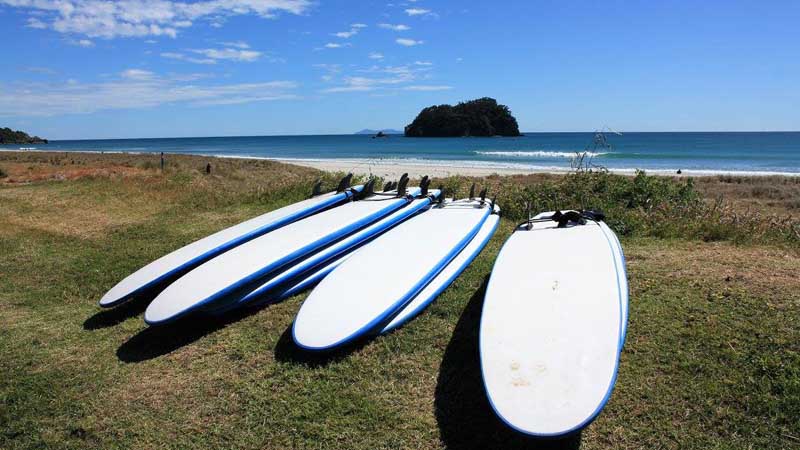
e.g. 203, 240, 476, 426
293, 198, 493, 351
480, 214, 626, 437
144, 187, 420, 325
208, 190, 440, 313
381, 205, 500, 333
99, 187, 358, 307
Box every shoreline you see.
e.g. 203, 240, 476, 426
2, 148, 799, 178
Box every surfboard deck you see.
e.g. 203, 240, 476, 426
381, 205, 500, 333
99, 186, 358, 308
480, 213, 626, 437
292, 198, 493, 351
143, 187, 420, 325
207, 190, 441, 313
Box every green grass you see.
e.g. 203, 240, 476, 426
0, 152, 798, 449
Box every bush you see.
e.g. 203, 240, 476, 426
0, 166, 7, 178
438, 170, 798, 247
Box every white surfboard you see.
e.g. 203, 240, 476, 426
381, 205, 500, 333
99, 181, 359, 308
207, 189, 441, 313
293, 198, 493, 351
143, 187, 422, 325
479, 212, 626, 437
532, 212, 629, 347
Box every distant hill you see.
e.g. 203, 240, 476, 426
0, 127, 48, 144
404, 97, 521, 137
354, 129, 403, 135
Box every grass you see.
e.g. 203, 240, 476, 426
1, 152, 798, 449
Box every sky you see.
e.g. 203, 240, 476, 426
0, 0, 798, 139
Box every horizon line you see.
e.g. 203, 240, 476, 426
10, 130, 800, 142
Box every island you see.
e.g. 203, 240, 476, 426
0, 127, 48, 144
404, 97, 521, 137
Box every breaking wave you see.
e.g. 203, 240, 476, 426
474, 150, 609, 158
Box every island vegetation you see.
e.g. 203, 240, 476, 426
0, 127, 48, 144
404, 97, 522, 137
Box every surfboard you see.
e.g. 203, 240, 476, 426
292, 198, 494, 351
144, 184, 422, 325
381, 205, 500, 333
99, 175, 359, 308
206, 188, 441, 313
479, 211, 627, 437
532, 212, 629, 347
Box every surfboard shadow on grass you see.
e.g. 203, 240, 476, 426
116, 302, 270, 363
273, 322, 373, 368
83, 287, 161, 330
435, 275, 582, 450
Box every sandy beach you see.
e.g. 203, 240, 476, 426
271, 158, 800, 179
272, 158, 548, 179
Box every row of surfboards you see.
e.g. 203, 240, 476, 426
98, 173, 628, 438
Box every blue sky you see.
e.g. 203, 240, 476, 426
1, 0, 798, 139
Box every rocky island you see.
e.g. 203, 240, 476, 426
0, 127, 48, 144
404, 97, 521, 137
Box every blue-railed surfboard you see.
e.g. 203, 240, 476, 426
206, 184, 440, 314
479, 210, 627, 437
99, 175, 359, 308
292, 197, 494, 351
144, 181, 421, 325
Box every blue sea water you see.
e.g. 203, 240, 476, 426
2, 132, 798, 175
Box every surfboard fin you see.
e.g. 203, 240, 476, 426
383, 180, 394, 191
469, 183, 475, 199
419, 176, 431, 196
478, 188, 487, 205
310, 180, 323, 198
336, 173, 353, 193
436, 185, 446, 204
396, 173, 410, 197
355, 178, 376, 200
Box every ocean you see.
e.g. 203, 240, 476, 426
2, 132, 798, 176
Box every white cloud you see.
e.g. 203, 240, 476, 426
220, 40, 250, 49
396, 38, 423, 46
0, 71, 299, 116
120, 69, 154, 80
333, 23, 367, 39
405, 8, 431, 16
70, 38, 95, 47
161, 52, 216, 65
191, 48, 261, 62
378, 23, 410, 31
1, 0, 311, 39
368, 52, 384, 60
26, 17, 47, 29
321, 63, 441, 93
403, 85, 452, 91
324, 42, 350, 49
414, 61, 433, 66
161, 45, 262, 64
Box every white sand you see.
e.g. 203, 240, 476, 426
272, 158, 570, 179
272, 158, 800, 179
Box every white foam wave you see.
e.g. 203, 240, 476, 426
475, 150, 608, 158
